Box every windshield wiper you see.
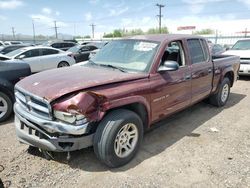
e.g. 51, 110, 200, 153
99, 64, 127, 72
88, 60, 127, 72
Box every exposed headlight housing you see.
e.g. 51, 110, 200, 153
54, 110, 88, 126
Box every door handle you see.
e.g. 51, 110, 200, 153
208, 68, 212, 73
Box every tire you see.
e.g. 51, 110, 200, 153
93, 109, 143, 168
0, 92, 13, 122
209, 77, 231, 107
57, 61, 69, 68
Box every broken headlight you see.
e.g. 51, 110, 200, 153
53, 110, 88, 126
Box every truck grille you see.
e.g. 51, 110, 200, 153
15, 87, 52, 120
240, 58, 250, 64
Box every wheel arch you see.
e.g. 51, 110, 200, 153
102, 97, 150, 132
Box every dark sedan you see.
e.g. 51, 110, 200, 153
0, 61, 31, 122
67, 44, 98, 63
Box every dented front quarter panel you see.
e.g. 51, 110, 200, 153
52, 76, 152, 125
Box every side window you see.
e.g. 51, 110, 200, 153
201, 39, 209, 61
41, 49, 59, 55
51, 43, 60, 48
161, 41, 186, 67
68, 43, 75, 47
187, 39, 207, 64
89, 46, 98, 51
80, 46, 90, 52
19, 49, 40, 58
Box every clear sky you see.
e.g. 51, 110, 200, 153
1, 0, 250, 37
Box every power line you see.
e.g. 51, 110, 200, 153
156, 3, 165, 33
89, 23, 96, 39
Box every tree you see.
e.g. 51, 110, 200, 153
147, 27, 169, 34
194, 29, 214, 35
83, 35, 91, 38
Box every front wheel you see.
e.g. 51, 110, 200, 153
209, 77, 231, 107
0, 92, 13, 122
93, 109, 143, 168
58, 61, 69, 68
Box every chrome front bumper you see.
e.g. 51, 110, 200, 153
14, 103, 94, 152
239, 64, 250, 75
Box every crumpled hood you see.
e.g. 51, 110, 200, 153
16, 65, 148, 102
223, 50, 250, 58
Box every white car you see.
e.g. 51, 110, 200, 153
4, 41, 23, 45
0, 41, 5, 51
5, 46, 75, 73
223, 39, 250, 76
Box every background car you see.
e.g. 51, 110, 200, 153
67, 44, 98, 63
223, 39, 250, 76
0, 54, 11, 61
4, 46, 76, 73
211, 44, 226, 55
44, 41, 76, 51
0, 61, 31, 122
4, 41, 23, 45
0, 44, 29, 55
0, 41, 5, 50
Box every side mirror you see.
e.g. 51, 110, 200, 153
18, 55, 25, 59
226, 47, 230, 51
158, 60, 179, 72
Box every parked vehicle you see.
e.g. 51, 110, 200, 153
4, 41, 23, 45
4, 46, 75, 73
14, 34, 239, 167
211, 44, 226, 55
44, 41, 76, 51
0, 44, 29, 55
0, 54, 11, 61
223, 39, 250, 76
67, 44, 98, 63
0, 41, 5, 50
0, 61, 31, 122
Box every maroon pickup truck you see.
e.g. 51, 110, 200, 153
14, 34, 240, 167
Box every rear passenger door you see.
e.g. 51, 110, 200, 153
40, 48, 60, 70
187, 39, 213, 104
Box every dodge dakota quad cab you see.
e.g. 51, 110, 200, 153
14, 34, 240, 167
0, 61, 31, 122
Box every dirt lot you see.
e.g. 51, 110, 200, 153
0, 78, 249, 188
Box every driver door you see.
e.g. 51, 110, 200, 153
15, 49, 41, 73
150, 41, 192, 123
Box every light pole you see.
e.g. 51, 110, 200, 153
32, 18, 40, 44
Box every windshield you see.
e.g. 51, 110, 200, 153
6, 48, 26, 57
90, 40, 159, 72
67, 45, 81, 53
232, 40, 250, 50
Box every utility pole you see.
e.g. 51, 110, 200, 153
11, 27, 16, 39
156, 3, 165, 33
89, 23, 96, 39
32, 20, 36, 44
54, 21, 58, 39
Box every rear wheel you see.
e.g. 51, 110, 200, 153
0, 92, 13, 122
93, 109, 143, 168
58, 61, 69, 68
209, 77, 231, 107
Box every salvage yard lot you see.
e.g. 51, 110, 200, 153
0, 78, 249, 188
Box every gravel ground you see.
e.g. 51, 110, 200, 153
0, 78, 249, 188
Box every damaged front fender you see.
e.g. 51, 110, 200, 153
52, 91, 107, 122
